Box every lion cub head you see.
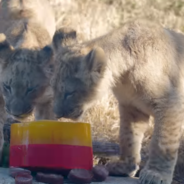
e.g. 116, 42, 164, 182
52, 28, 106, 120
0, 34, 54, 120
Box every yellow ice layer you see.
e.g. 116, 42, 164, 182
10, 120, 92, 147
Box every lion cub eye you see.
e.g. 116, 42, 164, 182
26, 87, 37, 95
64, 91, 75, 99
3, 83, 11, 94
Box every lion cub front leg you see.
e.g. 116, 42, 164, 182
140, 98, 184, 184
0, 95, 6, 164
0, 123, 4, 164
106, 105, 149, 177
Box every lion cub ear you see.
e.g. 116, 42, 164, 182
38, 46, 54, 77
52, 27, 77, 51
83, 47, 106, 75
0, 33, 14, 63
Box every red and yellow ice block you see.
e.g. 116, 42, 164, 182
10, 120, 93, 170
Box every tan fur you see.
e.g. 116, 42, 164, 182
52, 20, 184, 184
0, 0, 55, 40
52, 27, 77, 51
0, 0, 56, 162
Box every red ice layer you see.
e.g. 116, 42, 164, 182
10, 144, 93, 170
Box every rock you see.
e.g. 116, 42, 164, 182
15, 173, 33, 184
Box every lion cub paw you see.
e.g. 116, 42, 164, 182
105, 159, 139, 177
139, 168, 172, 184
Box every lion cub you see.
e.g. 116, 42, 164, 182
0, 0, 56, 40
51, 20, 184, 184
0, 0, 56, 161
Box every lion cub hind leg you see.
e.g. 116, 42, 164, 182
106, 105, 150, 177
139, 96, 184, 184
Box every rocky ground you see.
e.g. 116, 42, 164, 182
0, 168, 138, 184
